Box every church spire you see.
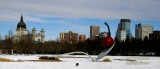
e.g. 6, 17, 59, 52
17, 14, 26, 29
20, 14, 23, 22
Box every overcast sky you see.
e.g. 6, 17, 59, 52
0, 0, 160, 41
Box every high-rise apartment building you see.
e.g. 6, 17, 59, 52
60, 31, 78, 43
135, 23, 153, 40
90, 25, 100, 40
116, 19, 131, 41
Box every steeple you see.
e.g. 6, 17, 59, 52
20, 14, 24, 22
17, 14, 26, 29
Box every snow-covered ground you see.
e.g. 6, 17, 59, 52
0, 55, 160, 69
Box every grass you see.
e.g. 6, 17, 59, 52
0, 58, 15, 62
103, 58, 112, 62
0, 57, 62, 62
26, 60, 62, 62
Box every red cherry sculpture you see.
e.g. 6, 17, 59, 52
102, 22, 114, 48
103, 36, 114, 47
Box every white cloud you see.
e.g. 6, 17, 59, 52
0, 0, 160, 21
24, 16, 45, 23
0, 0, 160, 41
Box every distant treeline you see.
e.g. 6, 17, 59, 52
0, 32, 160, 56
111, 36, 160, 56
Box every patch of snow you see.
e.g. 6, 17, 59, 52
0, 55, 160, 69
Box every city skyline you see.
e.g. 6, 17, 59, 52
0, 0, 160, 41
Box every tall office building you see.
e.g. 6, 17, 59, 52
116, 19, 131, 41
90, 25, 100, 40
79, 34, 86, 42
60, 31, 78, 43
116, 30, 126, 41
149, 31, 160, 40
135, 23, 153, 40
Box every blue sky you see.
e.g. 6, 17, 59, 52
0, 0, 160, 41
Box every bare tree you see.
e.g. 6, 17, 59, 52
0, 34, 2, 48
14, 30, 34, 54
1, 30, 14, 54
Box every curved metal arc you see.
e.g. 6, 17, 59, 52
104, 22, 111, 36
60, 51, 94, 61
61, 51, 89, 56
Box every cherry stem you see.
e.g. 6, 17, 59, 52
104, 22, 111, 36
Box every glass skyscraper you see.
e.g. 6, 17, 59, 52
116, 19, 131, 41
120, 19, 131, 36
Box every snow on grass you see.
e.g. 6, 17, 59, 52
0, 54, 55, 61
0, 55, 160, 69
